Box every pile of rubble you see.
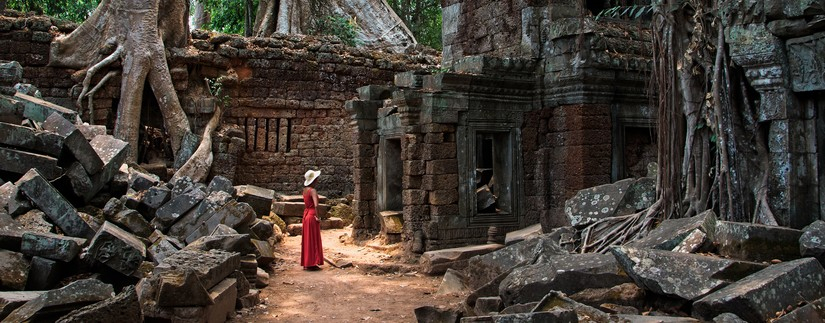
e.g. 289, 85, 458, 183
417, 185, 825, 322
0, 60, 279, 322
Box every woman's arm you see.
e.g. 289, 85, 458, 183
311, 188, 320, 221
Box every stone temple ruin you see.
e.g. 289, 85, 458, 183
1, 0, 825, 320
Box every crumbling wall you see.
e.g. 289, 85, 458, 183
440, 0, 538, 65
0, 12, 438, 197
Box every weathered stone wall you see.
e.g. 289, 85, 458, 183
440, 0, 537, 65
0, 12, 438, 197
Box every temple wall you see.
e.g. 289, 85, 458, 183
0, 12, 438, 197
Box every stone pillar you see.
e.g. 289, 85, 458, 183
728, 24, 819, 228
345, 90, 382, 239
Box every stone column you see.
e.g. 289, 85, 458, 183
345, 91, 382, 239
728, 24, 819, 228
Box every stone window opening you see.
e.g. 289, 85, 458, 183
243, 117, 292, 153
474, 131, 513, 216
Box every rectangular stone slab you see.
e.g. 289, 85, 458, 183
693, 258, 825, 322
234, 184, 275, 216
0, 147, 63, 180
83, 135, 129, 201
88, 221, 147, 276
41, 113, 103, 174
0, 250, 30, 291
154, 249, 240, 291
16, 169, 95, 238
0, 121, 65, 156
25, 256, 62, 290
713, 221, 803, 262
14, 92, 77, 123
420, 243, 504, 275
0, 291, 46, 319
20, 231, 86, 262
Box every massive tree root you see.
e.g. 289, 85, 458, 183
50, 0, 192, 163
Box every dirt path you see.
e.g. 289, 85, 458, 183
230, 228, 462, 322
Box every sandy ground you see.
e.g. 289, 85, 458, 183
229, 227, 462, 322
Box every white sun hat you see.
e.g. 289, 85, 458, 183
304, 169, 321, 186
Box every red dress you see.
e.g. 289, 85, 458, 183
301, 188, 323, 268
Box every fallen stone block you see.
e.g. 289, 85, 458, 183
0, 146, 63, 180
20, 231, 86, 262
139, 185, 171, 217
127, 167, 159, 192
531, 291, 611, 322
26, 256, 62, 290
320, 216, 345, 230
474, 296, 502, 316
570, 282, 646, 308
147, 234, 181, 265
693, 258, 825, 322
420, 243, 504, 275
628, 210, 717, 251
614, 314, 699, 322
235, 184, 274, 216
157, 268, 214, 307
0, 182, 15, 212
800, 220, 825, 265
249, 218, 274, 240
0, 61, 23, 85
379, 210, 402, 234
168, 190, 232, 239
490, 309, 578, 323
185, 234, 256, 255
504, 223, 542, 246
182, 200, 256, 243
671, 228, 713, 253
154, 249, 241, 290
0, 291, 46, 320
0, 121, 65, 156
15, 92, 77, 123
5, 184, 33, 216
143, 277, 237, 323
55, 285, 142, 323
611, 246, 766, 301
237, 288, 260, 309
63, 162, 93, 198
713, 221, 803, 262
436, 268, 470, 295
414, 305, 462, 323
3, 279, 114, 322
463, 234, 568, 290
109, 208, 153, 238
75, 123, 107, 141
88, 221, 147, 276
286, 223, 302, 236
0, 250, 30, 290
207, 175, 235, 195
499, 253, 633, 305
84, 135, 129, 201
172, 131, 199, 169
565, 178, 634, 227
252, 239, 275, 266
16, 169, 95, 238
0, 211, 23, 250
256, 268, 269, 288
712, 313, 748, 323
42, 113, 103, 174
155, 186, 206, 227
212, 223, 238, 236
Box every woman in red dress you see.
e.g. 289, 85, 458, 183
301, 169, 324, 270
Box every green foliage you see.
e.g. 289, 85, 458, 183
311, 15, 360, 47
206, 77, 230, 107
6, 0, 99, 22
196, 0, 257, 35
386, 0, 442, 50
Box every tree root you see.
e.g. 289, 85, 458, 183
171, 102, 223, 183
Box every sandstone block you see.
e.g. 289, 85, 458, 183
15, 92, 76, 123
42, 113, 103, 173
235, 184, 274, 216
88, 222, 147, 275
154, 249, 241, 291
16, 169, 95, 238
0, 146, 63, 180
55, 285, 142, 323
713, 221, 803, 262
155, 187, 206, 227
693, 258, 825, 322
20, 231, 86, 262
0, 291, 45, 319
3, 279, 113, 322
25, 256, 62, 290
85, 135, 129, 201
420, 244, 504, 275
0, 121, 64, 156
611, 246, 766, 301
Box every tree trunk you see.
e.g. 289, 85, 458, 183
50, 0, 192, 163
191, 0, 210, 30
